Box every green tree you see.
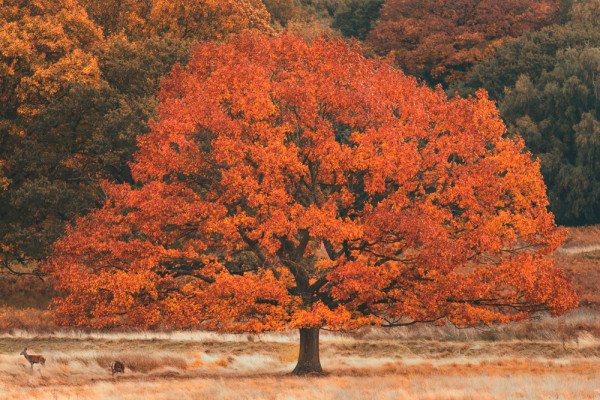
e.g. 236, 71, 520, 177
298, 0, 347, 16
452, 22, 600, 101
333, 0, 384, 40
452, 2, 600, 224
1, 36, 191, 274
500, 48, 600, 224
0, 0, 104, 274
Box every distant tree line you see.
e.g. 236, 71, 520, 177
452, 1, 600, 225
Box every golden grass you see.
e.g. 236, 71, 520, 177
1, 357, 599, 399
2, 331, 600, 399
4, 374, 598, 400
562, 225, 600, 250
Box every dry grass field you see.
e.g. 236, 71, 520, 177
2, 313, 600, 400
2, 326, 600, 399
1, 225, 600, 399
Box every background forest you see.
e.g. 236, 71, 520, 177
0, 0, 598, 317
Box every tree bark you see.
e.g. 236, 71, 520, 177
292, 327, 323, 375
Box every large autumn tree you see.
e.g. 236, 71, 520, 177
367, 0, 561, 86
45, 35, 577, 375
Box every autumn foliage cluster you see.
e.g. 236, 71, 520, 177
78, 0, 273, 39
46, 35, 576, 335
367, 0, 561, 85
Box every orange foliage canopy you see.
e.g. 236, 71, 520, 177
78, 0, 273, 39
45, 35, 577, 330
367, 0, 560, 85
0, 0, 103, 121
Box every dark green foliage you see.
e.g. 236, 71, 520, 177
99, 37, 191, 97
333, 0, 383, 40
0, 37, 191, 271
264, 0, 380, 38
299, 0, 344, 17
452, 6, 600, 225
451, 23, 600, 101
501, 48, 600, 225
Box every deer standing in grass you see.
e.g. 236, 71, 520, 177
111, 360, 125, 375
20, 348, 45, 370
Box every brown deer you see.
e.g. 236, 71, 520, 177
20, 348, 45, 369
111, 360, 125, 375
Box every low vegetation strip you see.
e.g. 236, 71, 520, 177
1, 336, 599, 399
2, 339, 600, 364
557, 245, 600, 255
4, 372, 600, 400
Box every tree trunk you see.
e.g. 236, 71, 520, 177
292, 327, 323, 375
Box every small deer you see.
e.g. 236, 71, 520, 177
20, 348, 45, 369
111, 360, 125, 375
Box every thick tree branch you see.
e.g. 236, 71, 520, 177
255, 298, 280, 306
446, 298, 549, 312
1, 259, 45, 281
239, 229, 269, 266
295, 229, 310, 261
309, 276, 329, 292
381, 316, 445, 327
323, 239, 344, 260
281, 259, 311, 297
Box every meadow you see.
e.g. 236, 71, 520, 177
1, 226, 600, 399
2, 322, 600, 399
